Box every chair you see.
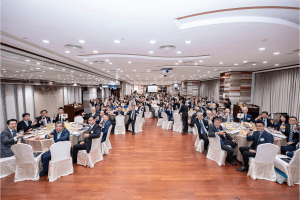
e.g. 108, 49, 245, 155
274, 149, 300, 186
74, 116, 84, 124
128, 114, 143, 133
157, 118, 163, 126
172, 113, 183, 133
0, 156, 16, 179
77, 136, 103, 168
114, 115, 125, 135
193, 126, 205, 153
48, 141, 73, 182
162, 112, 173, 130
144, 106, 153, 118
11, 144, 42, 182
247, 143, 279, 182
206, 137, 227, 166
101, 125, 113, 155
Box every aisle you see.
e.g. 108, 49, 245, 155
1, 118, 298, 200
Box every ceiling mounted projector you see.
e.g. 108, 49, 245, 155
161, 68, 172, 73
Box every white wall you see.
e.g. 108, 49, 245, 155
24, 85, 35, 120
5, 85, 18, 120
17, 85, 25, 121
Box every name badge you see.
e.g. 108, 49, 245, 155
247, 118, 250, 120
260, 138, 264, 141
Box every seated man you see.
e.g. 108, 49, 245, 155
282, 138, 299, 158
1, 119, 23, 158
125, 105, 139, 135
40, 122, 70, 176
204, 110, 213, 126
72, 116, 101, 163
99, 114, 112, 143
236, 120, 274, 172
208, 117, 237, 165
255, 111, 274, 128
194, 113, 209, 154
236, 107, 253, 123
53, 107, 67, 123
281, 116, 300, 157
82, 107, 99, 123
158, 104, 166, 118
146, 100, 156, 118
165, 104, 174, 122
17, 113, 38, 132
188, 107, 200, 129
220, 108, 233, 123
114, 106, 124, 116
36, 110, 51, 127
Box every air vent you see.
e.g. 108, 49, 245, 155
64, 44, 84, 50
93, 61, 104, 64
159, 45, 176, 51
183, 61, 194, 64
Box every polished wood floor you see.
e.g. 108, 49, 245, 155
1, 118, 299, 200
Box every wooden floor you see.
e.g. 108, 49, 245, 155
1, 118, 299, 200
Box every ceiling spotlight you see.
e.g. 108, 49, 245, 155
128, 61, 131, 64
214, 69, 217, 71
150, 40, 155, 44
133, 70, 136, 71
243, 61, 247, 63
175, 63, 178, 65
207, 71, 210, 73
65, 51, 70, 53
199, 60, 203, 62
36, 62, 41, 65
274, 52, 280, 55
105, 59, 109, 62
42, 40, 49, 43
275, 64, 279, 66
103, 69, 105, 70
229, 69, 232, 71
109, 62, 112, 64
219, 62, 223, 64
84, 60, 87, 62
79, 40, 85, 43
25, 60, 30, 62
36, 68, 40, 69
185, 41, 191, 44
49, 68, 54, 69
89, 62, 93, 64
194, 63, 198, 65
121, 71, 123, 72
178, 60, 182, 62
234, 63, 238, 65
149, 51, 154, 54
263, 61, 268, 63
177, 51, 181, 54
259, 47, 265, 50
93, 50, 98, 53
252, 64, 256, 65
114, 40, 120, 43
22, 70, 25, 71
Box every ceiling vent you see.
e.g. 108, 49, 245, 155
93, 61, 104, 64
64, 44, 84, 50
159, 45, 176, 51
183, 61, 194, 64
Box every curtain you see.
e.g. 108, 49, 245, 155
199, 79, 220, 101
253, 67, 300, 119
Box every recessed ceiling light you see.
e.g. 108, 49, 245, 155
234, 63, 238, 65
243, 61, 247, 63
252, 64, 256, 65
65, 51, 70, 53
89, 62, 93, 64
21, 75, 23, 76
93, 50, 98, 53
275, 64, 279, 66
103, 69, 105, 70
259, 47, 265, 50
105, 59, 109, 62
42, 40, 49, 43
49, 68, 54, 69
219, 62, 223, 64
274, 52, 280, 55
25, 60, 30, 62
16, 71, 19, 72
22, 70, 25, 71
207, 71, 210, 73
263, 61, 268, 63
150, 40, 155, 44
114, 40, 120, 43
194, 63, 197, 65
79, 40, 85, 43
178, 60, 182, 62
36, 68, 40, 69
121, 71, 123, 72
133, 70, 136, 71
185, 41, 191, 44
177, 51, 181, 54
84, 60, 87, 62
214, 69, 217, 71
229, 69, 232, 71
149, 51, 154, 54
128, 61, 131, 64
109, 62, 112, 64
62, 68, 66, 70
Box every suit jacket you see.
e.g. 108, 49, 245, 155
189, 104, 195, 110
81, 123, 101, 153
189, 113, 198, 126
101, 120, 112, 143
36, 116, 51, 127
236, 113, 253, 123
255, 118, 274, 127
1, 127, 18, 158
127, 110, 139, 121
83, 112, 100, 121
114, 111, 124, 116
165, 109, 173, 121
179, 105, 189, 117
195, 119, 209, 136
247, 130, 274, 150
52, 114, 67, 123
208, 125, 233, 145
46, 128, 70, 143
17, 120, 38, 132
284, 124, 300, 145
221, 113, 234, 123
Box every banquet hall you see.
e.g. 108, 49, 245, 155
0, 1, 299, 199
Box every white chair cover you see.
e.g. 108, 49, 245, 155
11, 144, 42, 182
196, 140, 205, 153
192, 126, 198, 135
101, 125, 113, 155
173, 113, 182, 133
0, 156, 16, 179
157, 118, 163, 126
194, 125, 200, 147
74, 116, 84, 123
48, 141, 73, 182
206, 137, 227, 166
128, 114, 143, 133
77, 136, 103, 168
247, 143, 279, 182
162, 113, 173, 130
144, 106, 153, 118
114, 115, 125, 135
274, 150, 300, 186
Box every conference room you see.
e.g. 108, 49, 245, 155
0, 0, 299, 199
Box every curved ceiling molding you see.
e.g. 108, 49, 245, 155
78, 53, 211, 60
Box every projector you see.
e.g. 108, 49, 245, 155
161, 68, 172, 73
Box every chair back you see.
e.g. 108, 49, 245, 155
74, 116, 84, 123
136, 113, 142, 124
173, 113, 181, 124
162, 112, 168, 122
145, 106, 150, 112
115, 115, 125, 126
255, 143, 279, 163
288, 149, 300, 168
50, 141, 71, 163
208, 137, 222, 151
104, 125, 113, 143
90, 137, 101, 152
194, 125, 200, 140
11, 144, 35, 164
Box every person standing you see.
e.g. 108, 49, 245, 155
179, 100, 189, 134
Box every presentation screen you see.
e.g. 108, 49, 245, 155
148, 85, 158, 92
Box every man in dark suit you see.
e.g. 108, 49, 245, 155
236, 120, 274, 172
36, 110, 51, 127
82, 107, 99, 123
125, 105, 139, 135
52, 107, 67, 123
99, 114, 112, 143
114, 106, 124, 116
40, 122, 70, 176
1, 119, 23, 158
281, 116, 300, 155
96, 111, 105, 125
255, 111, 274, 127
208, 117, 237, 165
236, 107, 253, 123
188, 107, 200, 130
194, 113, 210, 154
17, 113, 38, 132
72, 115, 101, 163
179, 100, 189, 134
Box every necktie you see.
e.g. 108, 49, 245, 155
59, 115, 61, 121
216, 127, 224, 143
289, 126, 294, 142
264, 119, 266, 127
44, 119, 47, 126
25, 121, 29, 126
244, 114, 246, 122
200, 120, 207, 134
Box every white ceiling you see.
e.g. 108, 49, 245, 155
1, 0, 299, 86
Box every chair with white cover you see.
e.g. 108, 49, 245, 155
74, 116, 84, 124
206, 137, 227, 166
0, 156, 16, 179
48, 141, 73, 182
144, 106, 153, 118
128, 114, 143, 133
11, 144, 42, 182
157, 118, 163, 126
193, 126, 205, 153
162, 112, 173, 130
247, 143, 279, 182
77, 136, 103, 168
101, 125, 113, 155
114, 115, 125, 135
274, 149, 300, 186
172, 113, 182, 133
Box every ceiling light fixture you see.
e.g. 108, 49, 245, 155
263, 61, 268, 63
105, 59, 109, 62
185, 41, 191, 44
275, 64, 279, 66
93, 50, 98, 53
84, 60, 87, 62
128, 61, 131, 64
234, 63, 238, 65
65, 51, 70, 53
150, 40, 155, 44
42, 40, 49, 43
252, 64, 256, 66
243, 61, 247, 63
219, 62, 223, 64
89, 62, 93, 64
274, 52, 280, 55
149, 51, 154, 54
25, 60, 30, 62
109, 62, 112, 64
36, 68, 40, 69
79, 40, 85, 43
114, 40, 120, 43
177, 51, 181, 54
259, 47, 265, 50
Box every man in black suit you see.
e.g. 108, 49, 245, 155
72, 115, 101, 163
188, 107, 200, 130
281, 116, 300, 155
208, 117, 237, 165
36, 110, 51, 127
17, 113, 38, 132
82, 107, 99, 122
114, 106, 124, 116
125, 105, 139, 135
194, 113, 209, 154
96, 111, 105, 125
1, 119, 23, 158
52, 107, 67, 123
179, 100, 189, 134
255, 111, 274, 127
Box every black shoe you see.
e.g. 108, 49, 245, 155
203, 150, 208, 155
39, 171, 48, 177
227, 160, 236, 166
132, 132, 135, 135
236, 166, 248, 172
